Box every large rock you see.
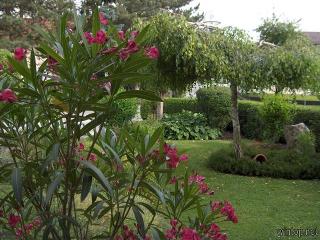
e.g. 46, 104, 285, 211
284, 123, 310, 148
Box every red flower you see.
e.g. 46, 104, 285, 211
189, 174, 205, 184
78, 143, 85, 151
145, 46, 159, 59
179, 154, 188, 162
221, 201, 238, 224
101, 47, 118, 55
213, 232, 228, 240
99, 12, 109, 25
95, 30, 107, 44
118, 31, 125, 41
0, 88, 17, 103
170, 219, 178, 228
0, 63, 3, 72
181, 227, 201, 240
14, 48, 27, 61
209, 223, 220, 234
169, 176, 178, 184
119, 49, 130, 61
84, 32, 96, 44
131, 30, 139, 39
8, 214, 21, 228
199, 182, 209, 194
211, 201, 222, 212
89, 153, 97, 162
126, 40, 139, 53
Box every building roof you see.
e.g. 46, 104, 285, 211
303, 32, 320, 45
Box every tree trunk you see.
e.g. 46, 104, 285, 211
133, 84, 143, 121
230, 82, 243, 160
156, 92, 164, 120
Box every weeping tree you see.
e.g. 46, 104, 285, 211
140, 12, 214, 119
209, 27, 261, 160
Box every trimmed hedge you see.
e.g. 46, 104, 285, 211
196, 87, 231, 130
207, 141, 320, 179
164, 98, 199, 114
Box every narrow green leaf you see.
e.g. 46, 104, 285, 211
81, 174, 92, 202
81, 161, 113, 197
45, 172, 64, 208
42, 143, 60, 173
7, 57, 31, 80
11, 168, 23, 205
133, 206, 145, 236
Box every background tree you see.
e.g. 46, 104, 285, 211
0, 0, 74, 48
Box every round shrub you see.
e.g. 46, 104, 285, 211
109, 98, 138, 125
259, 95, 296, 142
164, 97, 199, 114
196, 87, 231, 130
140, 100, 156, 120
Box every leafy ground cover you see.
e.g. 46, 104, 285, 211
172, 140, 320, 240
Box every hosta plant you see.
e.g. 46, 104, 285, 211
0, 10, 237, 240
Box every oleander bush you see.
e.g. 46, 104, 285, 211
0, 10, 237, 240
207, 141, 320, 179
196, 87, 231, 130
162, 111, 221, 140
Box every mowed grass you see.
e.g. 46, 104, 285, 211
171, 140, 320, 240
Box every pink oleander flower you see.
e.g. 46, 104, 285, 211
170, 219, 178, 228
181, 227, 201, 240
8, 214, 21, 228
14, 48, 27, 61
78, 143, 85, 151
131, 30, 139, 39
179, 154, 188, 162
101, 81, 112, 93
209, 223, 220, 234
0, 63, 3, 72
119, 48, 130, 61
169, 176, 178, 184
99, 12, 109, 25
221, 201, 238, 224
95, 30, 107, 44
118, 31, 125, 41
211, 201, 222, 212
101, 46, 118, 55
89, 153, 97, 162
145, 46, 159, 59
126, 40, 139, 53
0, 88, 17, 103
213, 232, 228, 240
199, 181, 209, 194
189, 174, 205, 184
15, 228, 23, 238
84, 32, 96, 44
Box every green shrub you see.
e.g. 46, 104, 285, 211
259, 95, 295, 142
294, 108, 320, 152
162, 111, 221, 140
207, 141, 320, 179
196, 87, 231, 130
164, 98, 198, 114
295, 132, 316, 156
238, 101, 263, 139
140, 100, 157, 120
109, 98, 138, 125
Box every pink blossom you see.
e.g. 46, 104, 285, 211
99, 12, 109, 25
209, 223, 220, 234
181, 227, 201, 240
179, 154, 188, 162
78, 143, 85, 151
48, 56, 58, 70
101, 81, 112, 93
170, 219, 178, 228
0, 63, 3, 72
95, 30, 107, 44
119, 49, 130, 61
84, 32, 96, 44
221, 201, 238, 224
15, 228, 23, 238
145, 46, 159, 59
131, 30, 139, 39
101, 47, 118, 55
188, 174, 205, 184
169, 176, 178, 184
165, 228, 178, 240
0, 88, 17, 103
89, 153, 97, 162
14, 48, 27, 61
213, 232, 228, 240
118, 31, 125, 41
211, 201, 222, 212
126, 40, 139, 53
199, 182, 209, 194
8, 214, 21, 228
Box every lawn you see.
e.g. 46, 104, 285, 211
172, 140, 320, 240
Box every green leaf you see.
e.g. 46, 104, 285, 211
7, 57, 31, 80
81, 174, 92, 202
114, 90, 162, 102
133, 206, 146, 236
11, 168, 23, 205
38, 43, 64, 64
42, 143, 60, 173
45, 172, 64, 208
81, 161, 113, 197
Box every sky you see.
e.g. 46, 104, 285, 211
190, 0, 320, 39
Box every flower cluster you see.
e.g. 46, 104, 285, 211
1, 211, 41, 239
114, 225, 151, 240
164, 144, 188, 169
14, 48, 27, 61
211, 201, 238, 224
84, 30, 107, 45
99, 12, 109, 25
0, 88, 17, 103
189, 173, 214, 195
77, 142, 97, 163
